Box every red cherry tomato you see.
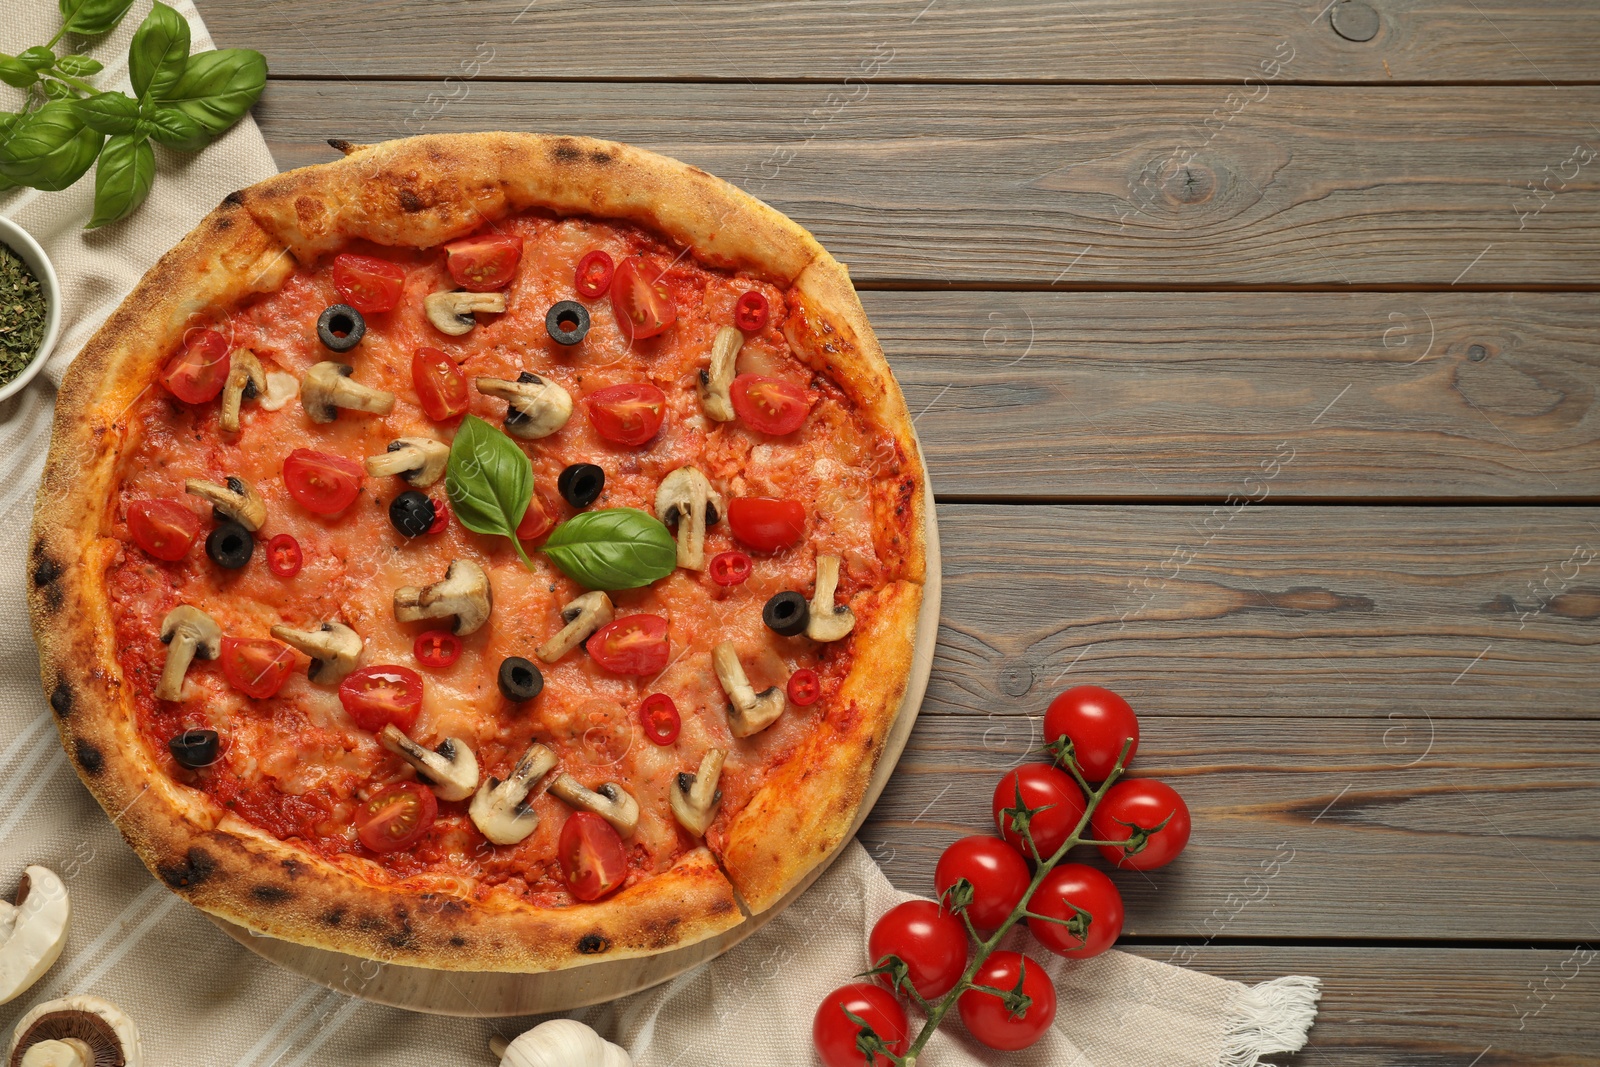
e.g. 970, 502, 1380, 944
958, 951, 1057, 1051
559, 811, 629, 901
868, 900, 969, 1000
585, 383, 667, 446
338, 665, 424, 734
813, 983, 909, 1067
933, 836, 1029, 933
126, 499, 200, 561
787, 668, 821, 706
991, 763, 1087, 860
610, 257, 676, 340
1090, 778, 1192, 870
726, 497, 805, 552
730, 375, 811, 436
639, 693, 681, 745
427, 497, 450, 535
1044, 684, 1140, 781
516, 485, 562, 542
734, 290, 770, 332
265, 533, 303, 577
413, 630, 461, 669
586, 615, 671, 675
411, 347, 470, 421
1029, 863, 1124, 959
158, 329, 231, 404
331, 253, 406, 314
443, 232, 521, 291
574, 249, 615, 300
356, 782, 437, 854
219, 637, 294, 700
708, 550, 752, 586
282, 449, 363, 516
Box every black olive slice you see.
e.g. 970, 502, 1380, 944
498, 657, 544, 702
317, 304, 366, 352
545, 301, 591, 346
558, 463, 605, 508
206, 521, 253, 569
169, 728, 220, 768
763, 591, 810, 637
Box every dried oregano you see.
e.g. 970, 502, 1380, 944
0, 242, 47, 385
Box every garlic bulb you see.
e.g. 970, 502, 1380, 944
497, 1019, 631, 1067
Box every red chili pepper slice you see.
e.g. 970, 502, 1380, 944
787, 668, 821, 706
575, 250, 615, 300
734, 290, 770, 332
413, 630, 462, 669
266, 534, 303, 577
640, 693, 681, 745
427, 497, 450, 535
708, 550, 753, 586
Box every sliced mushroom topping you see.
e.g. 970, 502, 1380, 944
697, 326, 741, 422
268, 622, 362, 685
670, 749, 726, 837
364, 437, 450, 487
184, 476, 266, 532
0, 866, 69, 1006
469, 743, 558, 846
806, 554, 857, 643
713, 642, 787, 738
548, 775, 640, 837
393, 559, 492, 636
535, 591, 613, 663
155, 606, 221, 702
218, 349, 265, 434
301, 361, 396, 423
258, 370, 299, 412
6, 995, 143, 1067
476, 372, 573, 440
425, 289, 506, 336
378, 725, 479, 802
654, 466, 723, 571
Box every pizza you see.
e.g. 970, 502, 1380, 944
27, 133, 927, 973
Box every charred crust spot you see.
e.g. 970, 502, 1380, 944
356, 914, 387, 934
386, 928, 419, 950
74, 740, 103, 774
328, 138, 357, 154
252, 885, 292, 904
397, 188, 424, 213
159, 847, 217, 889
448, 935, 467, 948
223, 190, 246, 207
31, 546, 62, 588
281, 858, 303, 879
49, 681, 72, 717
711, 897, 735, 915
577, 933, 610, 955
590, 151, 614, 165
551, 141, 583, 163
214, 215, 233, 232
321, 908, 345, 927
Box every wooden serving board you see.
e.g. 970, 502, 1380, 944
211, 467, 941, 1017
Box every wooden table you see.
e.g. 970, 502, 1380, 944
203, 2, 1600, 1061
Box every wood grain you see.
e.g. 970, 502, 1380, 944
203, 0, 1600, 84
930, 505, 1600, 718
862, 715, 1600, 940
863, 292, 1600, 500
250, 81, 1600, 288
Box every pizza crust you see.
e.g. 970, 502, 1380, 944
29, 133, 927, 974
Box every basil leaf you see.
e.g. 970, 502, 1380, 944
0, 102, 103, 192
56, 55, 105, 77
76, 92, 140, 135
0, 57, 39, 89
87, 132, 154, 229
42, 80, 74, 101
130, 1, 189, 101
445, 415, 535, 569
159, 49, 266, 137
542, 508, 678, 591
145, 106, 205, 150
59, 0, 137, 37
18, 47, 57, 72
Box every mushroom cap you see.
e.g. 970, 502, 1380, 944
535, 591, 614, 663
364, 437, 450, 487
184, 476, 267, 532
469, 743, 558, 845
475, 373, 573, 440
219, 348, 265, 433
549, 775, 640, 837
159, 604, 221, 652
268, 622, 363, 684
7, 996, 141, 1067
669, 749, 726, 837
393, 559, 493, 636
654, 466, 719, 526
0, 866, 69, 1006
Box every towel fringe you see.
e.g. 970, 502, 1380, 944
1216, 975, 1322, 1067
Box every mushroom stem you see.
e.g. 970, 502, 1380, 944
19, 1039, 90, 1067
378, 726, 479, 802
536, 591, 614, 663
469, 743, 558, 845
670, 749, 726, 837
218, 349, 265, 434
155, 606, 221, 702
713, 642, 787, 738
184, 476, 267, 532
805, 554, 857, 642
268, 622, 362, 685
393, 559, 493, 636
655, 466, 723, 571
697, 326, 741, 422
425, 290, 505, 336
302, 362, 395, 423
364, 437, 450, 487
548, 775, 640, 837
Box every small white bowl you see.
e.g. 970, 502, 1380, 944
0, 215, 62, 405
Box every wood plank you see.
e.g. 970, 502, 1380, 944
865, 292, 1600, 500
204, 0, 1600, 84
930, 505, 1600, 718
252, 82, 1600, 287
861, 716, 1600, 941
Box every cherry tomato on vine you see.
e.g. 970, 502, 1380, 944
574, 249, 614, 300
356, 782, 437, 854
586, 614, 670, 675
1028, 863, 1124, 959
220, 637, 294, 700
957, 951, 1057, 1051
868, 899, 969, 1000
1044, 684, 1140, 781
1090, 778, 1191, 870
444, 233, 521, 291
127, 499, 201, 561
787, 668, 821, 706
991, 763, 1087, 859
413, 630, 461, 669
559, 811, 629, 901
265, 533, 303, 577
708, 550, 752, 586
159, 329, 230, 404
734, 289, 770, 331
611, 257, 676, 340
639, 693, 681, 745
813, 983, 908, 1067
338, 665, 423, 734
933, 835, 1029, 933
332, 253, 406, 313
731, 374, 811, 435
412, 347, 470, 421
727, 497, 805, 552
283, 449, 363, 515
585, 382, 667, 445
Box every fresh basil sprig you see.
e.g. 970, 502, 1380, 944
0, 0, 266, 228
542, 508, 678, 591
445, 415, 536, 570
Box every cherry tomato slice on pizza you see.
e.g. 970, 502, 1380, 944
787, 668, 821, 706
516, 485, 563, 542
639, 693, 681, 745
220, 637, 294, 700
127, 499, 201, 561
412, 347, 470, 421
338, 665, 424, 734
331, 253, 406, 314
585, 383, 667, 446
731, 374, 810, 435
734, 290, 770, 332
158, 329, 231, 404
586, 615, 670, 675
413, 630, 461, 669
356, 782, 437, 854
265, 533, 303, 577
283, 449, 363, 516
708, 550, 752, 586
610, 257, 676, 340
727, 497, 805, 552
574, 249, 615, 300
443, 233, 522, 291
559, 811, 629, 901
